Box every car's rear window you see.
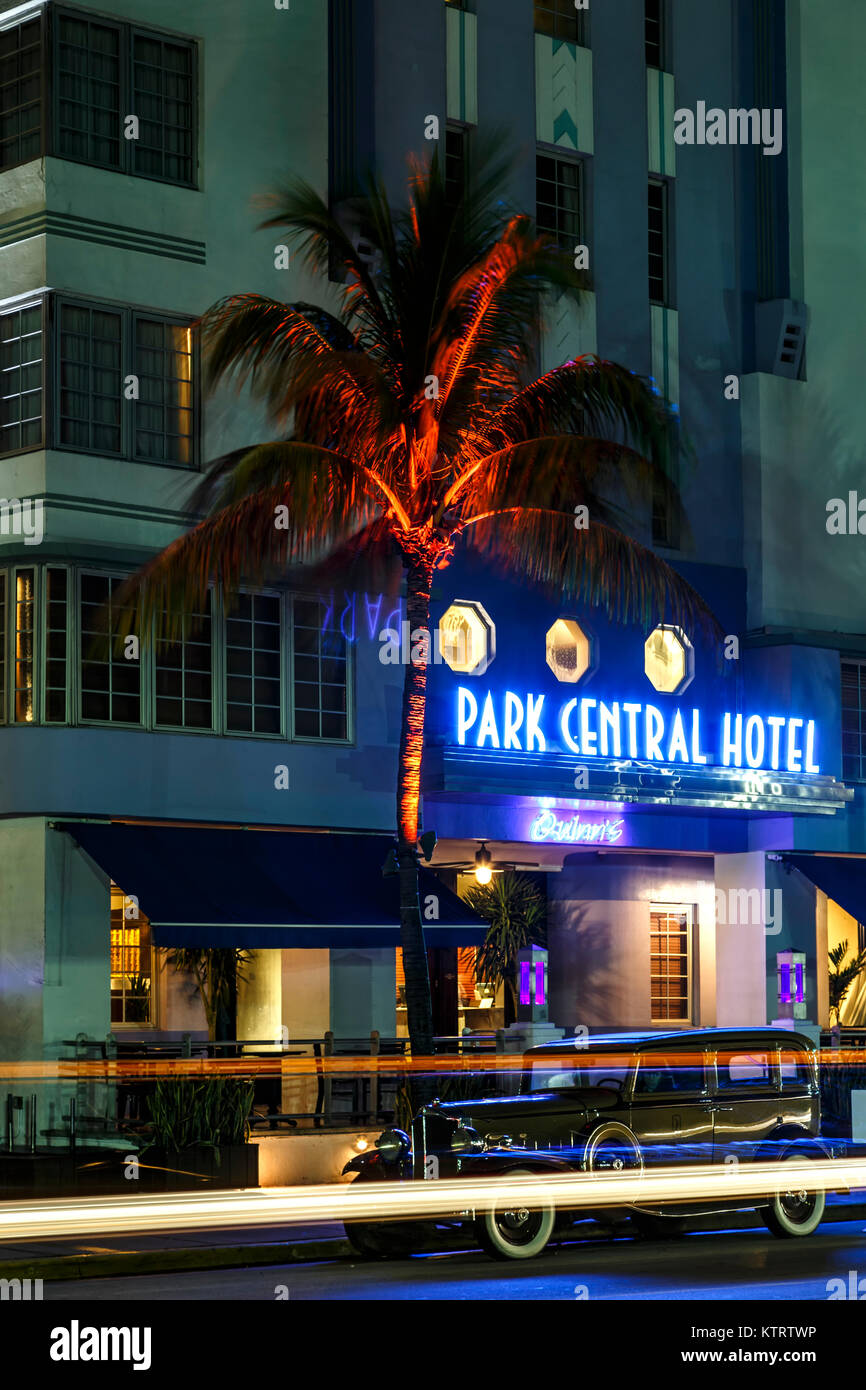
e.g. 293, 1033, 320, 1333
717, 1050, 771, 1088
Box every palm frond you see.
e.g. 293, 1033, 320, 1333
461, 506, 720, 640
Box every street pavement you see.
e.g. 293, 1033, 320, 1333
41, 1218, 866, 1300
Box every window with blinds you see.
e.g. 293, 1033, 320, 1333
0, 8, 196, 184
0, 303, 44, 455
650, 905, 691, 1021
110, 882, 154, 1025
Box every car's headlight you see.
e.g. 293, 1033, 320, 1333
450, 1124, 486, 1153
376, 1127, 411, 1162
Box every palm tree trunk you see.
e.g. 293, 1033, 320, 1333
396, 559, 436, 1063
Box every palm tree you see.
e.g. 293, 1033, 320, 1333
118, 150, 715, 1062
829, 940, 866, 1026
463, 872, 546, 1021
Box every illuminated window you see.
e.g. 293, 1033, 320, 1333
14, 567, 35, 723
110, 882, 153, 1025
545, 617, 591, 684
3, 294, 196, 465
134, 317, 193, 464
644, 624, 694, 694
439, 599, 496, 676
650, 905, 691, 1021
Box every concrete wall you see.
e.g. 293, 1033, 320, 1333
741, 0, 866, 630
714, 851, 768, 1025
548, 853, 715, 1031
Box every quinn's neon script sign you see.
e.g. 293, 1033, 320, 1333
456, 688, 821, 774
530, 811, 626, 844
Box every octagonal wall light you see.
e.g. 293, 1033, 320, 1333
438, 600, 496, 676
644, 624, 695, 695
545, 617, 594, 685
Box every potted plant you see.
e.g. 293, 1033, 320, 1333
137, 1077, 258, 1190
829, 940, 866, 1029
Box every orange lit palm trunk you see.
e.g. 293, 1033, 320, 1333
396, 559, 436, 1062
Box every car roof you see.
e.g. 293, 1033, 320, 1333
526, 1026, 816, 1055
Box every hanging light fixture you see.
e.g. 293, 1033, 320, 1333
474, 842, 493, 885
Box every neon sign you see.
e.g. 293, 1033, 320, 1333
456, 688, 821, 775
530, 810, 626, 844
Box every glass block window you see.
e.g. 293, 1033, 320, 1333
0, 305, 44, 455
59, 303, 123, 453
225, 593, 282, 735
132, 32, 195, 185
134, 318, 193, 464
0, 16, 43, 170
537, 154, 582, 246
45, 567, 69, 723
14, 567, 35, 723
645, 0, 664, 69
534, 1, 586, 45
650, 905, 691, 1021
0, 570, 6, 723
110, 882, 154, 1025
56, 13, 121, 169
155, 594, 213, 730
841, 661, 866, 782
648, 178, 669, 304
293, 597, 349, 740
79, 572, 142, 724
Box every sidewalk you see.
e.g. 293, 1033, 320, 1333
1, 1194, 863, 1283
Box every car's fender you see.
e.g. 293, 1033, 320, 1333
455, 1148, 577, 1178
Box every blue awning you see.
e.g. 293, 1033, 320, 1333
60, 822, 487, 948
785, 854, 866, 925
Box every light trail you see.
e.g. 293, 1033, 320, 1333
0, 1047, 863, 1081
0, 1157, 863, 1241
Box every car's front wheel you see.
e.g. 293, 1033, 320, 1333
477, 1168, 556, 1261
761, 1152, 826, 1239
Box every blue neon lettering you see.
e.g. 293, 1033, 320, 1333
526, 694, 546, 752
745, 714, 765, 769
579, 699, 598, 757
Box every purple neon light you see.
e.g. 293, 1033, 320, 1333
534, 960, 545, 1007
795, 962, 805, 1004
779, 963, 791, 1004
519, 960, 531, 1007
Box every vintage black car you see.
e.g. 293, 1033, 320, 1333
343, 1026, 840, 1260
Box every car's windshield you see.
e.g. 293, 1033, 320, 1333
527, 1059, 633, 1093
